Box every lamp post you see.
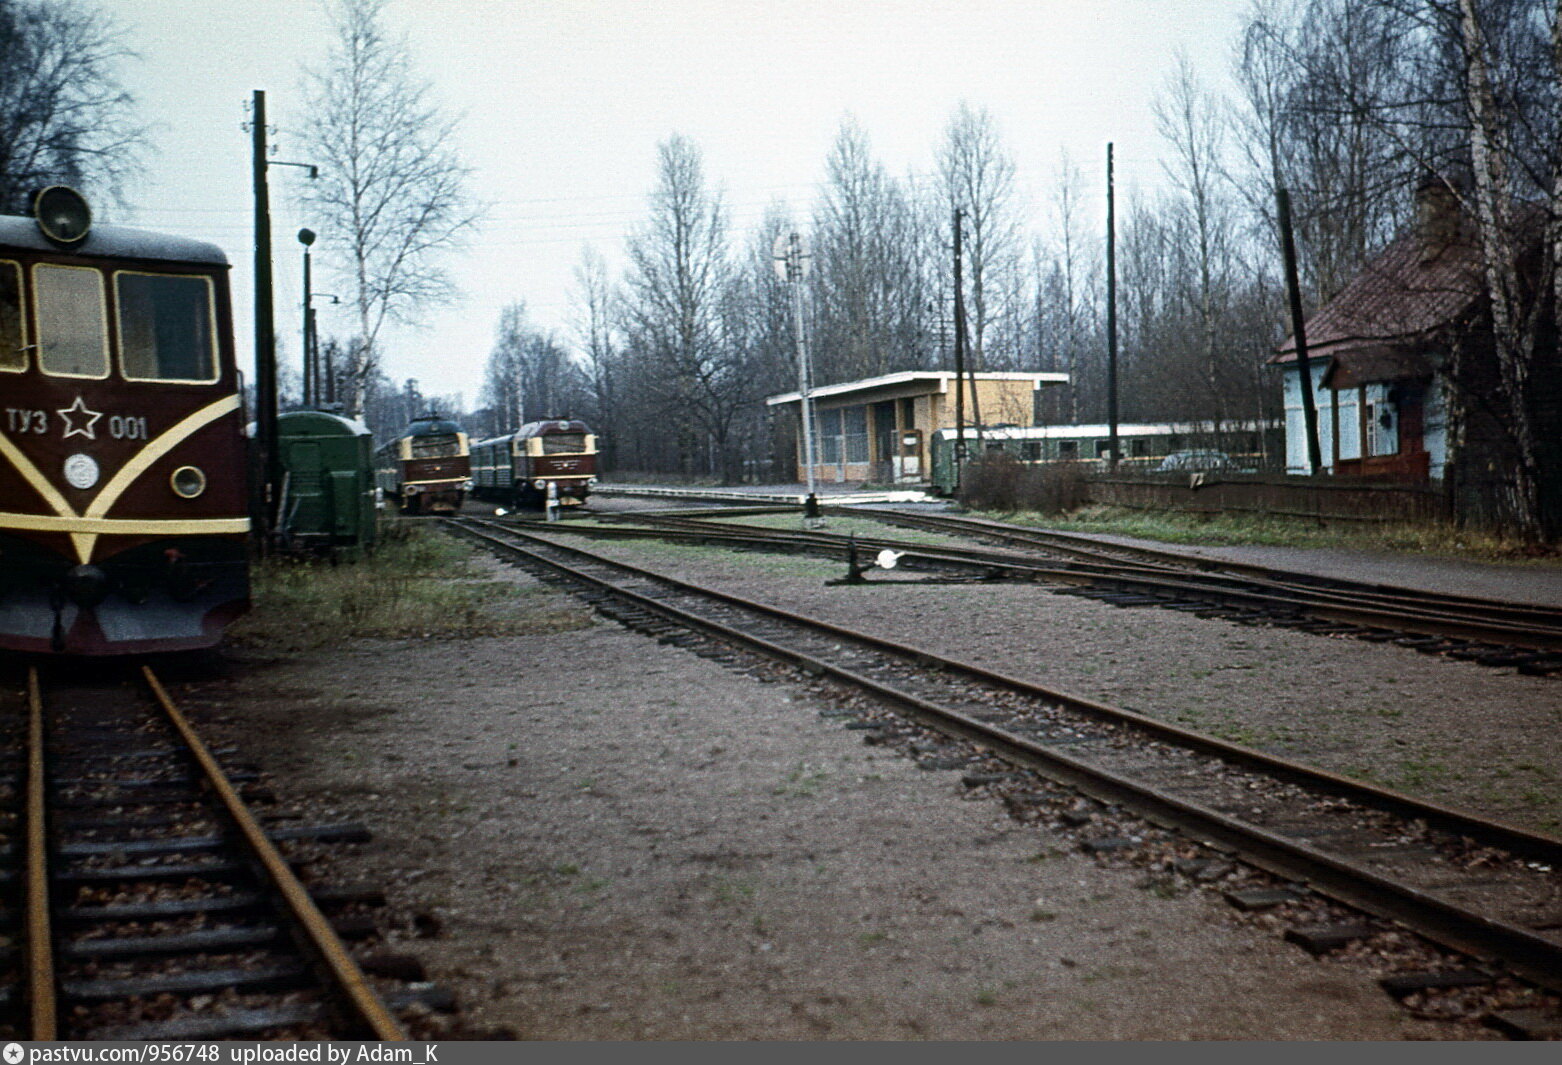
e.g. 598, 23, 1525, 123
297, 228, 315, 406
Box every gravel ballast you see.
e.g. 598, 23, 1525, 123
193, 523, 1562, 1040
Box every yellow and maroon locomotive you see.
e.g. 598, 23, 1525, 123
0, 187, 250, 654
470, 419, 598, 509
374, 412, 471, 514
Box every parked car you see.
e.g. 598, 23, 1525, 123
1156, 449, 1233, 472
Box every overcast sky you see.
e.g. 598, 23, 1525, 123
109, 0, 1249, 411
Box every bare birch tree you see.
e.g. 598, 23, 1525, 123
621, 134, 737, 476
571, 245, 621, 468
0, 0, 145, 213
812, 118, 927, 382
938, 103, 1021, 374
299, 0, 478, 417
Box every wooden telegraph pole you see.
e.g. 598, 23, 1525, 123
1277, 187, 1323, 475
251, 89, 278, 552
1107, 142, 1119, 469
952, 207, 968, 495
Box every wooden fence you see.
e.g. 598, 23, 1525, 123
1085, 472, 1451, 525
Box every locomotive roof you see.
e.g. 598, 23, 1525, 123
0, 214, 229, 265
518, 419, 591, 435
403, 416, 465, 436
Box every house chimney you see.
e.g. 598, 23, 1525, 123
1415, 175, 1461, 257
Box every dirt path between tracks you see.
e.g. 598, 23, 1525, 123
184, 546, 1519, 1040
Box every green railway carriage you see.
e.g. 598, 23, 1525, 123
277, 410, 376, 555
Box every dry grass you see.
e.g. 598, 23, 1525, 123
231, 521, 593, 650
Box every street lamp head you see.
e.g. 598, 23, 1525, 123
298, 228, 316, 247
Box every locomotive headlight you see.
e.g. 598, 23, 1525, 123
587, 477, 598, 486
170, 465, 207, 499
33, 185, 92, 244
534, 479, 547, 489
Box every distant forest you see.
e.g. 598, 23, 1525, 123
284, 0, 1562, 525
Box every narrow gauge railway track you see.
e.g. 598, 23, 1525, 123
831, 506, 1562, 630
578, 508, 1562, 672
2, 665, 445, 1040
447, 515, 1562, 1010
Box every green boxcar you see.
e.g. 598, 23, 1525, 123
277, 410, 378, 556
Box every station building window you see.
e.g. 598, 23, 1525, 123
818, 408, 842, 464
843, 406, 868, 463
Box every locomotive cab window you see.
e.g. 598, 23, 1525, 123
34, 264, 109, 379
410, 434, 462, 459
116, 272, 217, 383
0, 260, 23, 373
540, 432, 586, 454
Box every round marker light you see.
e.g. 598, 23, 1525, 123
33, 186, 92, 245
534, 479, 547, 489
170, 465, 206, 499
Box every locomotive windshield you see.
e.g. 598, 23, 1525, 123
410, 434, 463, 459
35, 264, 109, 378
0, 260, 21, 372
540, 432, 587, 454
116, 272, 217, 382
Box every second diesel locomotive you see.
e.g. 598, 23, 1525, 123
0, 187, 251, 654
471, 419, 598, 509
374, 412, 471, 514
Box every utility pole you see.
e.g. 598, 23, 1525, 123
1106, 143, 1119, 470
952, 207, 968, 495
775, 231, 820, 524
1277, 187, 1323, 475
250, 89, 277, 553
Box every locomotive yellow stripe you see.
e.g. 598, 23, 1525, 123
0, 393, 243, 563
0, 431, 77, 519
85, 394, 242, 519
0, 513, 250, 535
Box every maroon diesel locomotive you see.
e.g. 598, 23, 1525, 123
0, 188, 251, 655
470, 419, 598, 509
374, 412, 471, 514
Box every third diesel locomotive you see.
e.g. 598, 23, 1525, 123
374, 411, 471, 514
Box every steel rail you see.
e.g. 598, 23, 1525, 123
835, 505, 1562, 623
139, 666, 405, 1041
25, 667, 55, 1040
539, 511, 1562, 653
635, 507, 1562, 631
450, 516, 1562, 994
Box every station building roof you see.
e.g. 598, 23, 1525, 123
766, 370, 1068, 408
